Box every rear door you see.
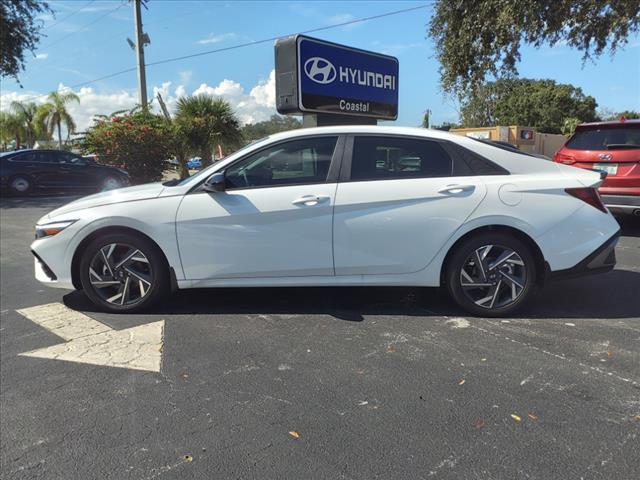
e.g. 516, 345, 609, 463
333, 135, 487, 275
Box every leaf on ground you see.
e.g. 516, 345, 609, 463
634, 415, 640, 422
474, 419, 486, 429
288, 431, 300, 439
528, 413, 539, 421
184, 454, 193, 462
458, 379, 466, 385
387, 346, 396, 353
510, 414, 522, 422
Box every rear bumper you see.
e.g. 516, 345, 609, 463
600, 194, 640, 216
547, 231, 619, 281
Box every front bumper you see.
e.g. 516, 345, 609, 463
547, 231, 619, 281
600, 194, 640, 216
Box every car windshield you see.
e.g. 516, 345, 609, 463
173, 137, 270, 186
566, 126, 640, 150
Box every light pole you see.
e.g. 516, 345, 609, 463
132, 0, 148, 108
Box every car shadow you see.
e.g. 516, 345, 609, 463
63, 268, 640, 321
616, 216, 640, 237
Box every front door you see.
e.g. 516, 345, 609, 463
333, 135, 487, 275
176, 136, 341, 280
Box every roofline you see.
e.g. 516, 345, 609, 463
577, 119, 640, 128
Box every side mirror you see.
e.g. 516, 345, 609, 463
203, 172, 226, 192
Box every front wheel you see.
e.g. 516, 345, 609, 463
445, 233, 536, 317
79, 233, 169, 313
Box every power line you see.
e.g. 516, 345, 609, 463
43, 0, 97, 32
17, 3, 430, 102
40, 1, 128, 50
148, 4, 429, 67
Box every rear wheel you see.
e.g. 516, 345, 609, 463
445, 232, 536, 317
79, 233, 169, 313
9, 175, 33, 195
102, 176, 122, 191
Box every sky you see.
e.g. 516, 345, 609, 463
1, 0, 639, 134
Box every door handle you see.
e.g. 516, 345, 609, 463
437, 184, 475, 195
292, 195, 329, 206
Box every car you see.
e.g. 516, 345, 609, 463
30, 126, 620, 317
554, 118, 640, 216
1, 149, 130, 195
187, 157, 202, 170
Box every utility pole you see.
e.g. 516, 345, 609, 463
133, 0, 148, 108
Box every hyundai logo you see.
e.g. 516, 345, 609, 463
304, 57, 336, 84
598, 153, 613, 161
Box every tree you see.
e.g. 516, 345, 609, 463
459, 79, 597, 133
0, 111, 24, 150
82, 110, 173, 184
241, 115, 302, 142
10, 101, 49, 148
561, 117, 581, 136
598, 109, 640, 121
175, 95, 242, 167
35, 91, 80, 149
1, 0, 52, 80
428, 0, 640, 96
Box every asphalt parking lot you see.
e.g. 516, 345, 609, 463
1, 195, 639, 480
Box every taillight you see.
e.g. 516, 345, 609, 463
565, 187, 607, 213
554, 152, 575, 164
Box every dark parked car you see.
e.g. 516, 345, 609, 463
0, 149, 130, 195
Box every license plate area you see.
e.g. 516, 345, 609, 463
593, 163, 618, 175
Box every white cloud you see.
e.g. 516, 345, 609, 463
0, 70, 278, 132
35, 53, 49, 60
174, 85, 187, 98
196, 33, 237, 45
178, 70, 192, 84
328, 13, 359, 31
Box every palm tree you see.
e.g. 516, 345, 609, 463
0, 111, 25, 150
10, 101, 47, 148
175, 95, 242, 167
35, 91, 80, 149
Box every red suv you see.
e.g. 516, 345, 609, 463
554, 118, 640, 217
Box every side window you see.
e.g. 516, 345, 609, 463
350, 136, 453, 181
225, 137, 338, 189
10, 152, 37, 163
37, 152, 59, 163
56, 152, 86, 164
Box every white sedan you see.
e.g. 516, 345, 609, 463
31, 126, 620, 317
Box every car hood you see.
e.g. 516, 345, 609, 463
44, 183, 165, 220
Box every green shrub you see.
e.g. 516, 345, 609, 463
82, 110, 173, 184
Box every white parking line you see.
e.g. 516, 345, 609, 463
16, 303, 164, 372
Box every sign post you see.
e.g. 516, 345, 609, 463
275, 35, 399, 125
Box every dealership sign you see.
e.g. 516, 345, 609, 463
275, 35, 399, 120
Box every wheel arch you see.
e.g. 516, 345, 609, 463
71, 226, 172, 290
440, 224, 547, 287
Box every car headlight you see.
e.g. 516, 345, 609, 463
35, 220, 77, 239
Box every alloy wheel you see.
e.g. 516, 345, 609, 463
88, 243, 153, 306
11, 178, 30, 192
459, 244, 527, 310
103, 178, 121, 190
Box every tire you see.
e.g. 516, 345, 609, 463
79, 232, 169, 313
445, 232, 536, 317
101, 176, 122, 191
9, 175, 33, 195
